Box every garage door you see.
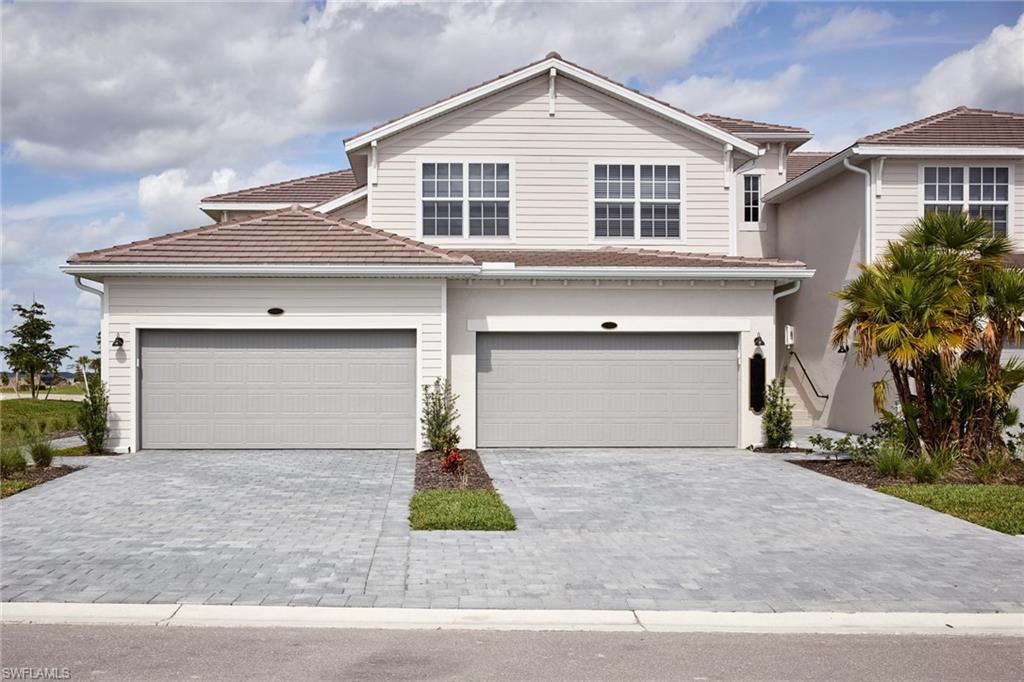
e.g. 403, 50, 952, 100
140, 330, 415, 449
477, 333, 738, 447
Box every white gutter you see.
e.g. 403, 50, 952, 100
772, 280, 801, 301
844, 158, 872, 263
852, 145, 1024, 158
62, 263, 815, 282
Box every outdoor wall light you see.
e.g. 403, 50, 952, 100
753, 333, 765, 347
111, 334, 124, 348
837, 341, 850, 354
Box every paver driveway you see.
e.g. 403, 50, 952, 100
2, 449, 1022, 611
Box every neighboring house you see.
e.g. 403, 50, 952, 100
62, 53, 1023, 451
765, 107, 1024, 433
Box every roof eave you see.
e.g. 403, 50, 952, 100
474, 266, 814, 281
852, 144, 1024, 157
198, 201, 317, 212
343, 57, 760, 156
61, 263, 480, 278
739, 132, 813, 142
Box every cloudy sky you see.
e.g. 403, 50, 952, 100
2, 1, 1023, 362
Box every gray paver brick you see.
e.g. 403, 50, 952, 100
1, 448, 1022, 611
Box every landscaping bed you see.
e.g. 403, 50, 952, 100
751, 446, 811, 454
1, 465, 81, 498
1, 399, 79, 443
54, 445, 117, 457
410, 449, 516, 531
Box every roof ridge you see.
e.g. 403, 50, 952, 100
788, 150, 835, 155
698, 112, 809, 133
202, 169, 355, 202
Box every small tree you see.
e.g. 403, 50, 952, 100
762, 379, 794, 448
77, 375, 109, 453
1, 303, 73, 399
421, 378, 460, 453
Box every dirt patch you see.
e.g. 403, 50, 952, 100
2, 465, 82, 497
415, 449, 495, 492
793, 459, 1024, 488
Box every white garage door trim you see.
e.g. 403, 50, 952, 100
476, 332, 740, 448
137, 328, 417, 449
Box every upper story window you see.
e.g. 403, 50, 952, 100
923, 166, 1009, 236
743, 175, 761, 223
421, 161, 511, 238
594, 163, 682, 239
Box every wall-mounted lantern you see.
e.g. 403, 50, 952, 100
111, 334, 124, 348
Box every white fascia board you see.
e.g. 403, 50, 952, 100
61, 264, 480, 278
740, 133, 813, 142
312, 186, 368, 213
762, 148, 854, 204
198, 201, 317, 211
851, 144, 1024, 158
344, 58, 759, 156
475, 266, 814, 281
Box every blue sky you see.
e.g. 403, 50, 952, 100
2, 1, 1022, 362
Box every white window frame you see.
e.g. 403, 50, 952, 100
416, 158, 516, 242
588, 160, 686, 244
917, 163, 1015, 238
742, 172, 763, 226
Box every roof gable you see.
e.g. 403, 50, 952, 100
69, 206, 473, 265
343, 53, 759, 156
858, 106, 1024, 146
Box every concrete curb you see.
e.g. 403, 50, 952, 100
2, 603, 1022, 635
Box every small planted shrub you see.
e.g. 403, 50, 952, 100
762, 379, 793, 448
973, 451, 1012, 483
1, 448, 28, 476
909, 457, 939, 483
929, 444, 960, 478
29, 441, 56, 468
77, 376, 109, 454
872, 441, 909, 478
421, 378, 460, 453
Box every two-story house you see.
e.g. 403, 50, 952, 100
63, 53, 1024, 452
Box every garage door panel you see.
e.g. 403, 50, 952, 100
141, 330, 415, 449
477, 333, 737, 447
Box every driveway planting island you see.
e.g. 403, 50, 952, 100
1, 449, 1022, 611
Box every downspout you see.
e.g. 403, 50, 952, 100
843, 158, 872, 263
773, 280, 800, 301
73, 276, 103, 399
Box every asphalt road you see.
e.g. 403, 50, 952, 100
1, 625, 1022, 681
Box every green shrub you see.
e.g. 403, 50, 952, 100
77, 376, 109, 454
809, 432, 881, 464
972, 451, 1012, 483
872, 442, 909, 478
420, 378, 460, 453
29, 441, 55, 468
762, 379, 793, 448
1, 448, 27, 476
929, 444, 960, 478
910, 457, 939, 483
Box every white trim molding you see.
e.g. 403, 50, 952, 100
313, 186, 369, 214
343, 56, 760, 156
466, 315, 753, 333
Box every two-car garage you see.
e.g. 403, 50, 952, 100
138, 329, 738, 449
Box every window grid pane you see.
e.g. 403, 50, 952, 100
640, 203, 680, 238
969, 166, 1009, 204
468, 163, 510, 199
422, 200, 463, 237
639, 164, 680, 200
744, 175, 760, 223
969, 204, 1008, 237
923, 166, 963, 203
469, 200, 510, 236
595, 203, 635, 238
422, 163, 463, 199
595, 164, 635, 199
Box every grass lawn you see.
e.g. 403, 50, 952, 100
54, 445, 90, 456
1, 399, 79, 443
409, 490, 516, 531
877, 484, 1024, 535
1, 480, 32, 498
1, 385, 84, 395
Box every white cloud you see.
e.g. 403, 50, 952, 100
1, 1, 745, 174
3, 183, 137, 221
800, 8, 895, 48
652, 64, 808, 119
914, 13, 1024, 114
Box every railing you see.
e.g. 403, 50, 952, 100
787, 350, 829, 401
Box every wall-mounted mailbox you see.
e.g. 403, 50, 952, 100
749, 354, 766, 413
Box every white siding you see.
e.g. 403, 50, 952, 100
328, 198, 367, 223
102, 277, 444, 452
371, 75, 733, 251
875, 158, 1024, 254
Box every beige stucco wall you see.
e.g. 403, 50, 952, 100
101, 277, 445, 452
734, 144, 790, 258
370, 74, 738, 253
775, 170, 882, 433
446, 279, 778, 448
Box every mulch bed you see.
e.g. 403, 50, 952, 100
415, 449, 495, 491
793, 459, 1024, 488
3, 465, 82, 494
751, 446, 812, 454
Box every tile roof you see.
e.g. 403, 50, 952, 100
786, 151, 835, 181
857, 106, 1024, 146
69, 207, 473, 265
456, 247, 805, 269
344, 52, 751, 146
698, 113, 809, 135
201, 169, 361, 204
